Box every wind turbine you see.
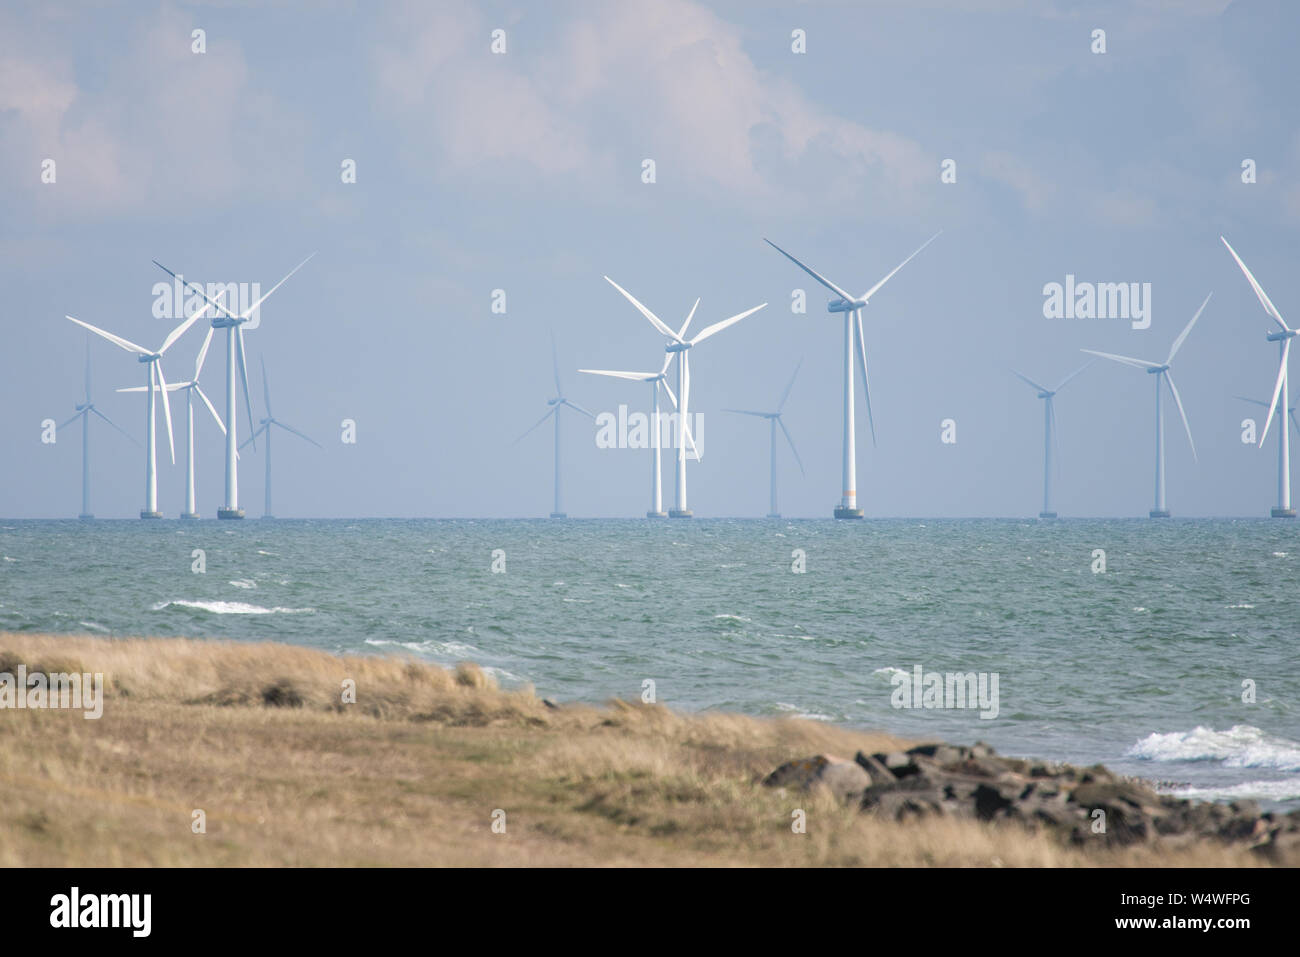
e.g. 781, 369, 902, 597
64, 305, 209, 518
59, 336, 138, 520
152, 253, 315, 518
239, 358, 322, 519
1221, 237, 1297, 518
723, 359, 805, 518
515, 339, 595, 518
578, 354, 678, 517
1082, 293, 1211, 518
1236, 397, 1300, 491
764, 232, 941, 518
603, 277, 766, 517
1009, 360, 1092, 519
118, 323, 227, 519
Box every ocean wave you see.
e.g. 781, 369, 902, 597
228, 579, 257, 589
775, 702, 834, 722
874, 666, 909, 680
1162, 779, 1300, 803
153, 599, 314, 616
1127, 725, 1300, 771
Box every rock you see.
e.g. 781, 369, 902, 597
763, 754, 872, 803
853, 751, 897, 786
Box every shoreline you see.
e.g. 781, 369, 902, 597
2, 631, 1296, 866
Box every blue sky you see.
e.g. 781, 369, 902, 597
2, 0, 1298, 518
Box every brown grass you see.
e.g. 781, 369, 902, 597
0, 632, 1270, 867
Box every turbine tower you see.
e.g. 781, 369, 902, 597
1222, 237, 1297, 517
579, 355, 679, 517
723, 359, 805, 518
1083, 293, 1211, 518
515, 339, 595, 518
152, 254, 315, 518
59, 337, 137, 520
239, 358, 322, 519
603, 277, 766, 517
1010, 361, 1092, 519
764, 233, 940, 518
65, 305, 209, 518
118, 325, 227, 519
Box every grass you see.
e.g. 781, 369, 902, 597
0, 632, 1274, 867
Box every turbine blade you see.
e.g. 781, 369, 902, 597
1233, 395, 1269, 408
156, 364, 176, 465
273, 419, 322, 449
660, 377, 678, 409
90, 406, 140, 447
777, 357, 803, 412
1052, 358, 1095, 393
194, 326, 215, 381
261, 355, 272, 418
1080, 348, 1160, 371
579, 368, 657, 381
1291, 408, 1300, 440
193, 384, 227, 435
722, 409, 770, 417
1164, 371, 1196, 462
777, 416, 805, 476
1011, 370, 1050, 393
513, 407, 557, 445
551, 334, 562, 397
158, 304, 207, 355
1166, 292, 1212, 364
1259, 340, 1290, 447
677, 299, 699, 341
762, 239, 856, 302
238, 423, 269, 451
57, 410, 84, 430
562, 399, 596, 420
681, 353, 699, 460
859, 230, 942, 304
689, 302, 766, 345
604, 276, 682, 341
64, 316, 148, 355
855, 312, 877, 447
237, 327, 257, 451
152, 260, 240, 322
1221, 237, 1289, 332
242, 253, 316, 319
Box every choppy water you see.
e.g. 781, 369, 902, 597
1, 518, 1297, 806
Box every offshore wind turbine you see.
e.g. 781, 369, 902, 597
152, 253, 315, 518
1083, 293, 1211, 518
1236, 396, 1300, 499
118, 325, 227, 519
515, 340, 595, 518
65, 305, 208, 518
723, 359, 805, 518
1221, 237, 1297, 518
603, 277, 766, 517
1010, 361, 1092, 519
59, 337, 138, 519
764, 233, 941, 518
239, 358, 322, 519
579, 354, 678, 517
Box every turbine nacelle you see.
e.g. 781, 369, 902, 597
665, 341, 690, 353
1146, 364, 1171, 375
137, 353, 162, 363
827, 298, 865, 313
1266, 329, 1298, 343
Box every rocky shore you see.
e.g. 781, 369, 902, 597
765, 743, 1300, 860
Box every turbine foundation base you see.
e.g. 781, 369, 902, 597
549, 512, 566, 519
645, 511, 667, 518
1149, 509, 1171, 518
1038, 511, 1058, 519
767, 513, 781, 519
668, 508, 693, 518
140, 510, 163, 520
217, 507, 245, 520
78, 514, 94, 522
180, 512, 200, 520
833, 507, 864, 520
1271, 507, 1296, 518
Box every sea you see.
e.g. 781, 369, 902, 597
1, 517, 1297, 807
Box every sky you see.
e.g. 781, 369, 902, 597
2, 0, 1299, 519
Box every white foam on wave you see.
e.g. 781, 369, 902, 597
153, 599, 314, 615
78, 620, 110, 633
714, 614, 751, 623
775, 702, 834, 722
228, 579, 256, 590
1162, 779, 1300, 803
874, 666, 909, 680
1127, 725, 1300, 771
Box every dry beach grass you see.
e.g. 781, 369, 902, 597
0, 632, 1274, 867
